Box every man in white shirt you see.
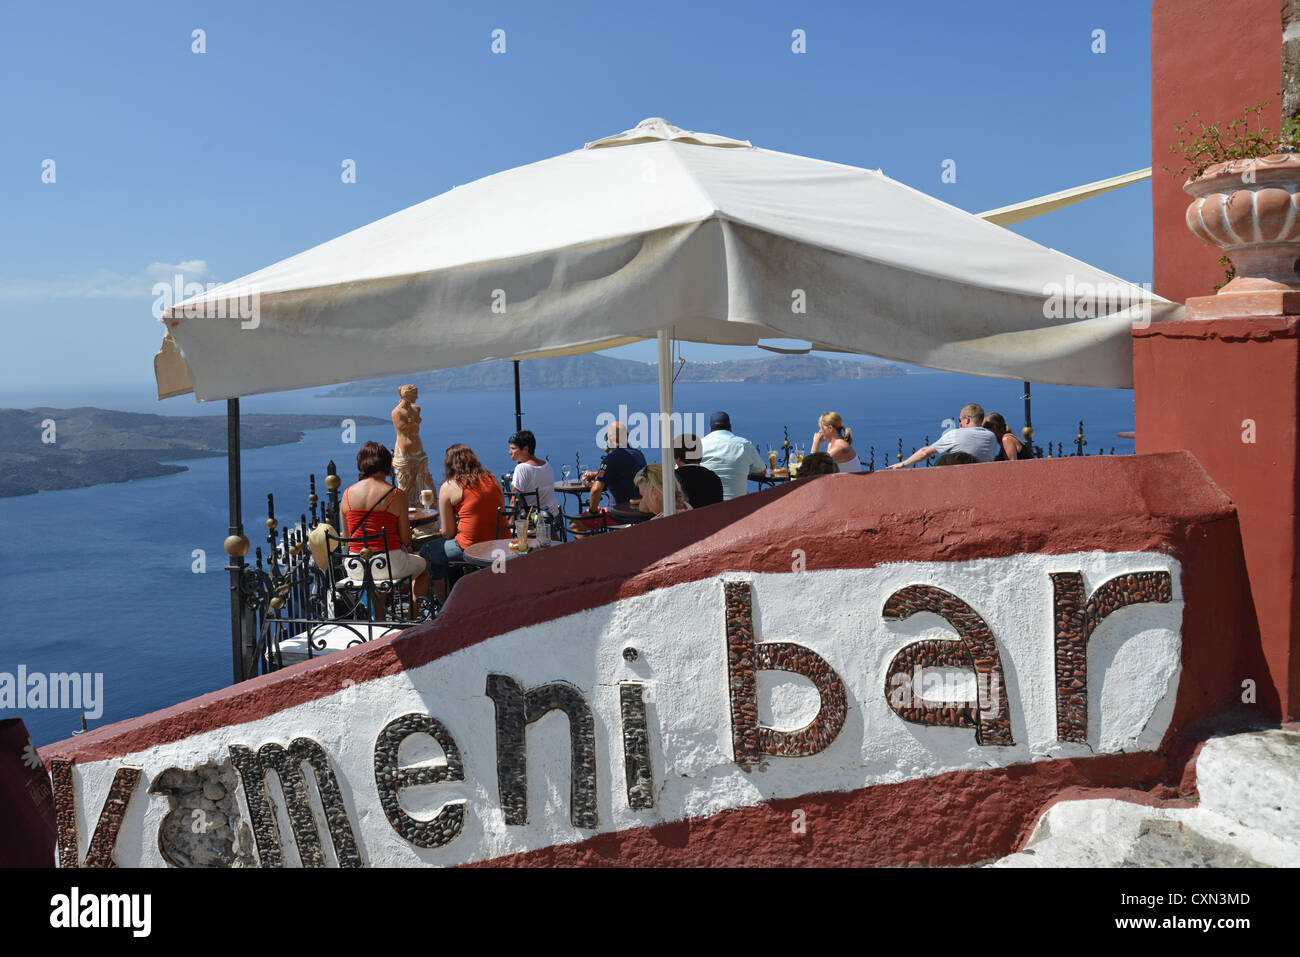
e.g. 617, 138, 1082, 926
508, 430, 560, 519
699, 411, 767, 501
890, 403, 1000, 468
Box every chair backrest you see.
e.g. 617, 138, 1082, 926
562, 507, 613, 537
495, 506, 517, 540
499, 489, 546, 538
323, 527, 405, 584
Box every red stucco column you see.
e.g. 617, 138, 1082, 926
1133, 319, 1300, 721
1151, 0, 1280, 305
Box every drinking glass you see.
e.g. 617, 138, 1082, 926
579, 464, 590, 484
561, 464, 572, 483
420, 489, 434, 512
514, 517, 529, 549
768, 449, 777, 471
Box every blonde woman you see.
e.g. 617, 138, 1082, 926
634, 463, 691, 519
811, 412, 862, 473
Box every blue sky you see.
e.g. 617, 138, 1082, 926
0, 1, 1156, 393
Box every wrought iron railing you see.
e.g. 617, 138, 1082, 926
231, 461, 434, 677
860, 420, 1119, 471
757, 421, 1119, 473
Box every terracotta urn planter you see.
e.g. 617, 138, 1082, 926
1184, 153, 1300, 316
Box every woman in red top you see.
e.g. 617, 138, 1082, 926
419, 444, 505, 590
340, 441, 429, 601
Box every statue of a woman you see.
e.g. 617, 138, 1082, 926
391, 384, 436, 499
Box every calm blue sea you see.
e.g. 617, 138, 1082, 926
0, 372, 1133, 746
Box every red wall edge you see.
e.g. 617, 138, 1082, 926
1152, 0, 1281, 304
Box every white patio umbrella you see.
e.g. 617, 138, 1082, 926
156, 117, 1178, 515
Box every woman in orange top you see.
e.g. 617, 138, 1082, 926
420, 444, 505, 588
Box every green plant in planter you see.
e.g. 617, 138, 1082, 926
1166, 100, 1300, 287
1164, 99, 1300, 182
1213, 255, 1235, 293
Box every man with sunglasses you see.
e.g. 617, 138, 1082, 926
889, 403, 999, 469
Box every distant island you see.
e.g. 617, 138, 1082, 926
0, 408, 384, 498
319, 354, 908, 396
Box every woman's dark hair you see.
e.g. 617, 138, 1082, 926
983, 412, 1008, 438
934, 451, 979, 467
509, 430, 536, 455
798, 451, 839, 476
356, 441, 393, 479
445, 443, 489, 487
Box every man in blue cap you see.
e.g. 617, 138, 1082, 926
699, 411, 766, 501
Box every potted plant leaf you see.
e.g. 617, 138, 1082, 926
1169, 100, 1300, 303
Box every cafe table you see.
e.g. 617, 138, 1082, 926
408, 508, 441, 549
408, 507, 439, 528
554, 480, 595, 510
462, 537, 542, 568
748, 470, 792, 489
608, 503, 653, 525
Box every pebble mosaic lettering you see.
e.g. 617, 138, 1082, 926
49, 567, 1179, 867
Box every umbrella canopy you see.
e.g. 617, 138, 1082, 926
156, 117, 1177, 401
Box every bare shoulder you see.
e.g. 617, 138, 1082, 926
828, 438, 854, 460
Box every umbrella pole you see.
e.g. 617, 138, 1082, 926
226, 398, 248, 683
1023, 380, 1034, 455
658, 329, 675, 516
513, 360, 522, 433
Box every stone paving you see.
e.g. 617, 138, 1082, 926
991, 729, 1300, 867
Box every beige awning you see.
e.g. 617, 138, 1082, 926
154, 120, 1172, 401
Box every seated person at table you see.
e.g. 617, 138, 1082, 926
810, 412, 862, 473
796, 451, 839, 477
982, 412, 1031, 461
507, 429, 560, 522
634, 463, 690, 519
582, 421, 646, 511
700, 411, 766, 501
419, 443, 504, 591
673, 433, 723, 508
890, 403, 999, 469
341, 441, 429, 601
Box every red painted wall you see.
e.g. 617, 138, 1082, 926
1134, 319, 1300, 722
1151, 0, 1281, 304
